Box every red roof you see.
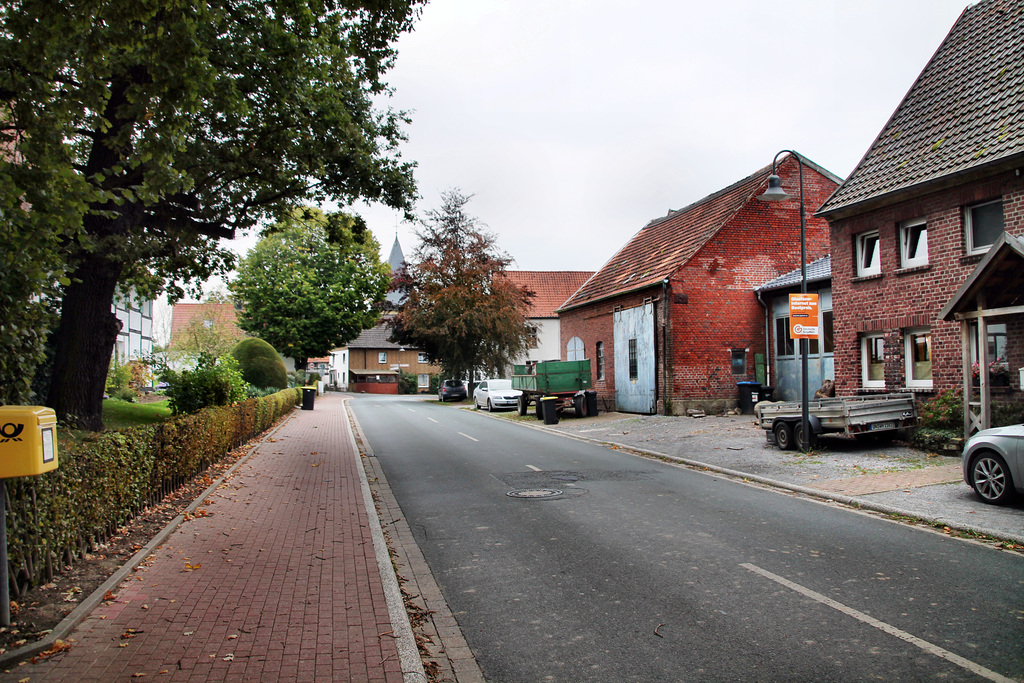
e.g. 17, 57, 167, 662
502, 271, 595, 318
169, 303, 243, 345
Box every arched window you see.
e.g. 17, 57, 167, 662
566, 336, 585, 361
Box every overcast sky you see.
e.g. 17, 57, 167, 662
330, 0, 972, 273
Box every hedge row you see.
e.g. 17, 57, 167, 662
4, 388, 301, 596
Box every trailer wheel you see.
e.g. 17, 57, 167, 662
573, 395, 585, 419
774, 422, 795, 450
794, 422, 818, 451
518, 395, 528, 416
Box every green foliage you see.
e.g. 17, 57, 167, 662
102, 398, 173, 430
399, 371, 419, 394
1, 0, 422, 426
992, 400, 1024, 427
107, 358, 134, 394
391, 190, 534, 380
4, 388, 300, 595
232, 338, 288, 390
909, 427, 960, 452
170, 307, 245, 362
230, 207, 390, 368
917, 388, 964, 431
307, 372, 322, 385
162, 354, 248, 415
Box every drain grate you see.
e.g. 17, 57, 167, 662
506, 488, 563, 499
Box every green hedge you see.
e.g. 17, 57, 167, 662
3, 388, 300, 596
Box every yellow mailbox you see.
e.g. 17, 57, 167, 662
0, 406, 58, 478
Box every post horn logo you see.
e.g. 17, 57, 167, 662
1, 423, 25, 443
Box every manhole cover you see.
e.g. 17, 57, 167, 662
507, 488, 563, 499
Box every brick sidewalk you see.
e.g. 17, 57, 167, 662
811, 464, 963, 495
2, 394, 411, 682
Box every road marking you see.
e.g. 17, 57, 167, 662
526, 465, 541, 471
741, 563, 1015, 683
458, 432, 478, 442
427, 418, 438, 423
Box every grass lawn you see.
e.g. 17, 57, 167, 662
102, 397, 173, 430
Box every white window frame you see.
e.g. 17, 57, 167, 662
418, 352, 428, 364
899, 218, 928, 268
566, 336, 585, 361
965, 199, 1004, 254
904, 328, 933, 389
861, 334, 885, 389
378, 351, 387, 364
855, 230, 881, 277
417, 373, 430, 389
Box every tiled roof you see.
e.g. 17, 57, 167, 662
559, 161, 781, 310
169, 303, 242, 344
756, 256, 832, 293
819, 0, 1024, 216
501, 271, 595, 318
347, 318, 405, 350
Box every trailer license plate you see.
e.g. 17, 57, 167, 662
870, 421, 896, 431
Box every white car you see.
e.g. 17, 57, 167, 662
473, 379, 522, 412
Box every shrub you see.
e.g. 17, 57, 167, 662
917, 388, 963, 431
399, 371, 418, 394
231, 338, 287, 389
163, 353, 248, 415
307, 372, 321, 385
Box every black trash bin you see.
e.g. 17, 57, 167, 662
736, 381, 761, 415
540, 396, 559, 425
585, 390, 598, 417
759, 386, 775, 403
301, 386, 317, 411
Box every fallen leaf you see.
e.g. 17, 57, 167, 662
103, 591, 117, 602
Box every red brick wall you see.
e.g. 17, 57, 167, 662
559, 158, 839, 413
829, 169, 1024, 397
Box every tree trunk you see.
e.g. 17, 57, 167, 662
47, 252, 123, 431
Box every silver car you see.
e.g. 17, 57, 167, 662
473, 379, 522, 412
962, 423, 1024, 505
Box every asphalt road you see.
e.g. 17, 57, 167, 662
350, 395, 1024, 683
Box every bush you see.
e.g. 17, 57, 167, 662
307, 372, 321, 384
5, 388, 300, 596
917, 388, 963, 431
231, 338, 288, 389
399, 371, 418, 394
163, 353, 248, 415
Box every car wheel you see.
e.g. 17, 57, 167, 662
487, 398, 494, 412
774, 422, 794, 450
969, 451, 1016, 505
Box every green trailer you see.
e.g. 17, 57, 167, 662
512, 360, 595, 419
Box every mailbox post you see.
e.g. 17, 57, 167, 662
0, 406, 60, 626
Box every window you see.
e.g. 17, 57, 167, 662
567, 336, 585, 361
855, 230, 881, 276
417, 373, 430, 389
905, 329, 932, 388
596, 341, 605, 381
378, 352, 387, 364
527, 326, 539, 349
900, 219, 928, 268
731, 349, 746, 375
418, 352, 428, 364
965, 200, 1004, 254
775, 317, 795, 357
628, 339, 638, 380
861, 334, 885, 388
822, 310, 834, 354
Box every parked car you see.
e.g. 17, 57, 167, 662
962, 423, 1023, 505
474, 379, 522, 412
438, 379, 467, 402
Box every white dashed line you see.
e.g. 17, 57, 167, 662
526, 465, 541, 471
458, 432, 478, 442
741, 563, 1015, 683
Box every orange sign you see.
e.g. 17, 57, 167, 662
789, 293, 820, 339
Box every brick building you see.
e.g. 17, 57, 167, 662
816, 0, 1024, 429
557, 155, 840, 414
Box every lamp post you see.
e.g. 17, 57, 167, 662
758, 150, 810, 451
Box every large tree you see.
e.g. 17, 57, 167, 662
0, 0, 421, 428
230, 207, 390, 371
390, 189, 534, 381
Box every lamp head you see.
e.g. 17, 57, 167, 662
758, 174, 792, 202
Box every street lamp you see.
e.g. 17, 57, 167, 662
758, 150, 811, 451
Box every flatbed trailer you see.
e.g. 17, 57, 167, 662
512, 360, 594, 419
756, 393, 917, 450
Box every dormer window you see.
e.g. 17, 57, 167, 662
855, 230, 881, 277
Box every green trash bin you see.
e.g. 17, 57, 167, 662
301, 386, 317, 411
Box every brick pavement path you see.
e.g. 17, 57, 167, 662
811, 463, 963, 495
3, 394, 407, 682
